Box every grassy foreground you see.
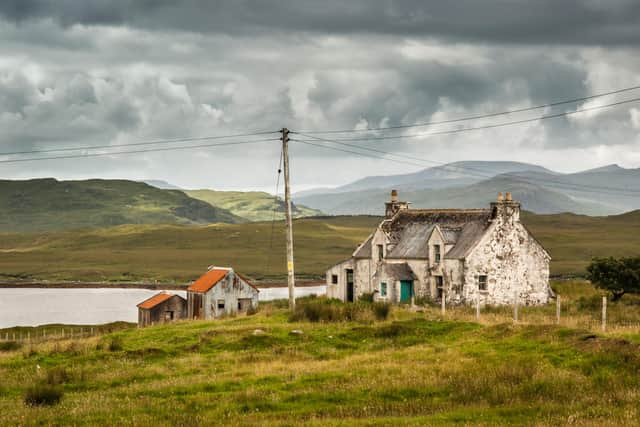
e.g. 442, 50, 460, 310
1, 298, 639, 425
0, 211, 638, 283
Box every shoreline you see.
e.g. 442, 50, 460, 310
0, 280, 325, 290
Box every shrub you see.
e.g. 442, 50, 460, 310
108, 337, 123, 352
358, 292, 375, 303
24, 384, 63, 407
0, 341, 21, 352
372, 302, 391, 320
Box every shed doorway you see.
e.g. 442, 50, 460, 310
400, 280, 413, 303
346, 269, 354, 302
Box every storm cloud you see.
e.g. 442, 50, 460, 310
0, 1, 639, 190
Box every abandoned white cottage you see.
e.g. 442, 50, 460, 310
187, 267, 259, 319
326, 191, 552, 306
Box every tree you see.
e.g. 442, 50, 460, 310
586, 256, 640, 301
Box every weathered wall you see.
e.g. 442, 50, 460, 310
464, 212, 551, 306
138, 295, 187, 327
188, 272, 259, 319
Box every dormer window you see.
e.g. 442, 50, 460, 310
377, 244, 384, 261
434, 245, 441, 263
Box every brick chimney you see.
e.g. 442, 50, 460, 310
490, 191, 520, 223
385, 190, 410, 218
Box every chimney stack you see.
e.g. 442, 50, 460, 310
491, 191, 521, 222
385, 190, 410, 218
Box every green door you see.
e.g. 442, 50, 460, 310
400, 280, 413, 303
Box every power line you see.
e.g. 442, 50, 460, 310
296, 84, 640, 134
292, 135, 640, 196
265, 146, 284, 276
0, 138, 279, 164
294, 96, 640, 143
0, 130, 278, 157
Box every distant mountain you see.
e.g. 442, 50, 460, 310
316, 161, 554, 193
185, 189, 323, 222
0, 179, 243, 232
294, 161, 639, 215
142, 180, 182, 190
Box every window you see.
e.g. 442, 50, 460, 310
217, 299, 225, 310
380, 282, 387, 297
478, 275, 488, 291
331, 274, 338, 285
435, 276, 444, 298
434, 245, 441, 263
377, 244, 384, 261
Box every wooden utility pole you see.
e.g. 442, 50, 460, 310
281, 128, 296, 310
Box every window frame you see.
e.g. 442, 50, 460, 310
434, 244, 441, 263
477, 275, 488, 292
377, 244, 384, 261
380, 282, 387, 297
217, 299, 226, 310
331, 274, 338, 285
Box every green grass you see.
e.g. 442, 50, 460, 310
0, 211, 639, 282
186, 189, 322, 222
0, 178, 243, 232
0, 298, 638, 426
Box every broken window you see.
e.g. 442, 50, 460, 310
478, 275, 488, 291
217, 300, 225, 310
377, 244, 384, 261
380, 282, 387, 297
434, 245, 441, 263
331, 274, 338, 284
435, 276, 444, 298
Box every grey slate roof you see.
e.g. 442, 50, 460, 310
382, 209, 493, 260
353, 234, 373, 258
386, 223, 433, 259
374, 262, 416, 280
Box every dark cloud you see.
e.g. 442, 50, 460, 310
1, 0, 640, 45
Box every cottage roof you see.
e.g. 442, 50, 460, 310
188, 268, 230, 293
137, 292, 177, 310
353, 234, 373, 258
374, 262, 416, 280
383, 209, 493, 260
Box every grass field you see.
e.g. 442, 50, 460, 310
0, 281, 639, 426
0, 211, 638, 283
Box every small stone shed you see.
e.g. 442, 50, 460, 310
136, 292, 187, 328
187, 267, 259, 320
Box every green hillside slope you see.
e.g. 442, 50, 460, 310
186, 189, 323, 222
0, 179, 243, 232
0, 212, 638, 282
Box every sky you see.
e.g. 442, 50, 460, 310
0, 0, 639, 192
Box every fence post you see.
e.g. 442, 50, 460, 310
476, 291, 480, 321
602, 296, 607, 332
513, 289, 519, 323
441, 288, 446, 316
556, 296, 561, 325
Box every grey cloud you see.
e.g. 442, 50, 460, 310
2, 1, 640, 45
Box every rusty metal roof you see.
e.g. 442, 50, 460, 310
187, 268, 230, 293
137, 292, 175, 310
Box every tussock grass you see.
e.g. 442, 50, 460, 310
0, 299, 638, 425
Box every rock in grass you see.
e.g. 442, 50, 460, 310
252, 329, 266, 336
290, 330, 304, 336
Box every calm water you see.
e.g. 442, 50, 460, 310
0, 286, 326, 328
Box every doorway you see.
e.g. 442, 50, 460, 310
346, 269, 354, 302
400, 280, 413, 303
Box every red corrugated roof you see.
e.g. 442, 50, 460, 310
137, 292, 174, 310
187, 268, 230, 293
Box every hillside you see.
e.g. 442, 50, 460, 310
0, 297, 639, 425
185, 189, 323, 222
0, 179, 243, 232
295, 161, 640, 215
296, 175, 610, 216
0, 211, 638, 282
